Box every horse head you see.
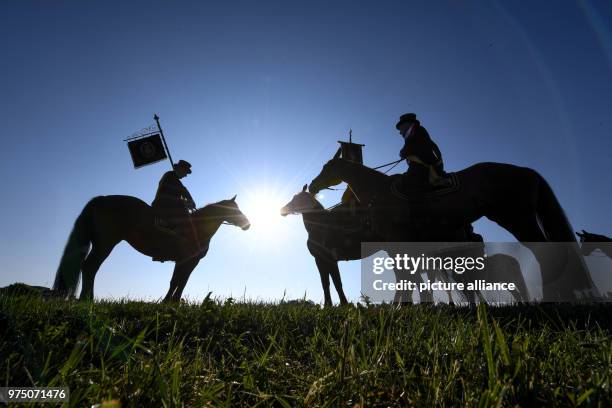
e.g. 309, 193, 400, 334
309, 148, 345, 195
216, 195, 251, 230
280, 184, 324, 216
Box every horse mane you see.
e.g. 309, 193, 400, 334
334, 158, 390, 182
308, 194, 326, 211
193, 200, 234, 219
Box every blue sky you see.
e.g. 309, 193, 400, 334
1, 1, 611, 302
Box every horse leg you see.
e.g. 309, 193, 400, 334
535, 176, 576, 241
328, 261, 349, 306
164, 257, 200, 302
443, 273, 454, 306
171, 258, 200, 301
536, 182, 598, 299
79, 244, 115, 300
419, 271, 435, 303
494, 254, 529, 303
453, 271, 476, 305
509, 269, 529, 303
163, 268, 180, 302
486, 212, 574, 301
314, 256, 334, 307
393, 267, 422, 304
443, 271, 464, 306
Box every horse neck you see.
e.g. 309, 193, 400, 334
301, 198, 325, 225
194, 204, 225, 238
331, 159, 385, 202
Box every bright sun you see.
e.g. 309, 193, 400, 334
241, 189, 286, 239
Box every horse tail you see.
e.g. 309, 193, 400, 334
52, 197, 97, 297
536, 175, 576, 242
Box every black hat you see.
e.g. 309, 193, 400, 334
395, 113, 420, 130
174, 159, 192, 174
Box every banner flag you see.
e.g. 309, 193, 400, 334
127, 133, 168, 168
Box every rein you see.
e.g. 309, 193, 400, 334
373, 158, 403, 173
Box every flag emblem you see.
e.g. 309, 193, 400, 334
127, 133, 168, 168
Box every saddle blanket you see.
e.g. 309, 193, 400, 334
390, 173, 461, 201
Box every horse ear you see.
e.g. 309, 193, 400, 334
333, 147, 342, 160
302, 184, 308, 192
230, 195, 236, 202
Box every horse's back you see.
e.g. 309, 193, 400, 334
93, 194, 150, 206
454, 162, 541, 196
88, 195, 152, 219
383, 162, 543, 228
458, 162, 539, 180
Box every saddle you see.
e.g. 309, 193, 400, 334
390, 172, 460, 201
152, 215, 197, 262
154, 212, 194, 236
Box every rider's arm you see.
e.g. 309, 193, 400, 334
181, 186, 194, 202
172, 176, 195, 207
401, 133, 440, 165
161, 172, 194, 203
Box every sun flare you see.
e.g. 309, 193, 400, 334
241, 189, 287, 239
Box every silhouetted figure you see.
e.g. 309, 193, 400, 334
53, 194, 250, 301
396, 113, 447, 189
151, 159, 195, 236
280, 184, 382, 306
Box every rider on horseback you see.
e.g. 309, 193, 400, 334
396, 113, 447, 188
151, 159, 195, 236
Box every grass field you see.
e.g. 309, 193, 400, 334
1, 292, 610, 407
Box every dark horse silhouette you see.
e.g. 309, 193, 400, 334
280, 184, 381, 306
309, 152, 599, 302
281, 185, 529, 305
53, 195, 250, 301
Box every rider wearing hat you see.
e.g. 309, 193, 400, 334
396, 113, 446, 187
152, 159, 196, 235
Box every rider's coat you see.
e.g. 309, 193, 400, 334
151, 171, 193, 230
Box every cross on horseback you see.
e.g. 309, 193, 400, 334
52, 115, 251, 301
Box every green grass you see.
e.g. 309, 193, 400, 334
1, 294, 610, 407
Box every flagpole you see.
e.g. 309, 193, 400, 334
153, 114, 202, 256
154, 114, 175, 170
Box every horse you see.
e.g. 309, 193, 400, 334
576, 230, 612, 258
52, 195, 250, 301
280, 185, 529, 305
308, 151, 599, 302
280, 184, 383, 306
